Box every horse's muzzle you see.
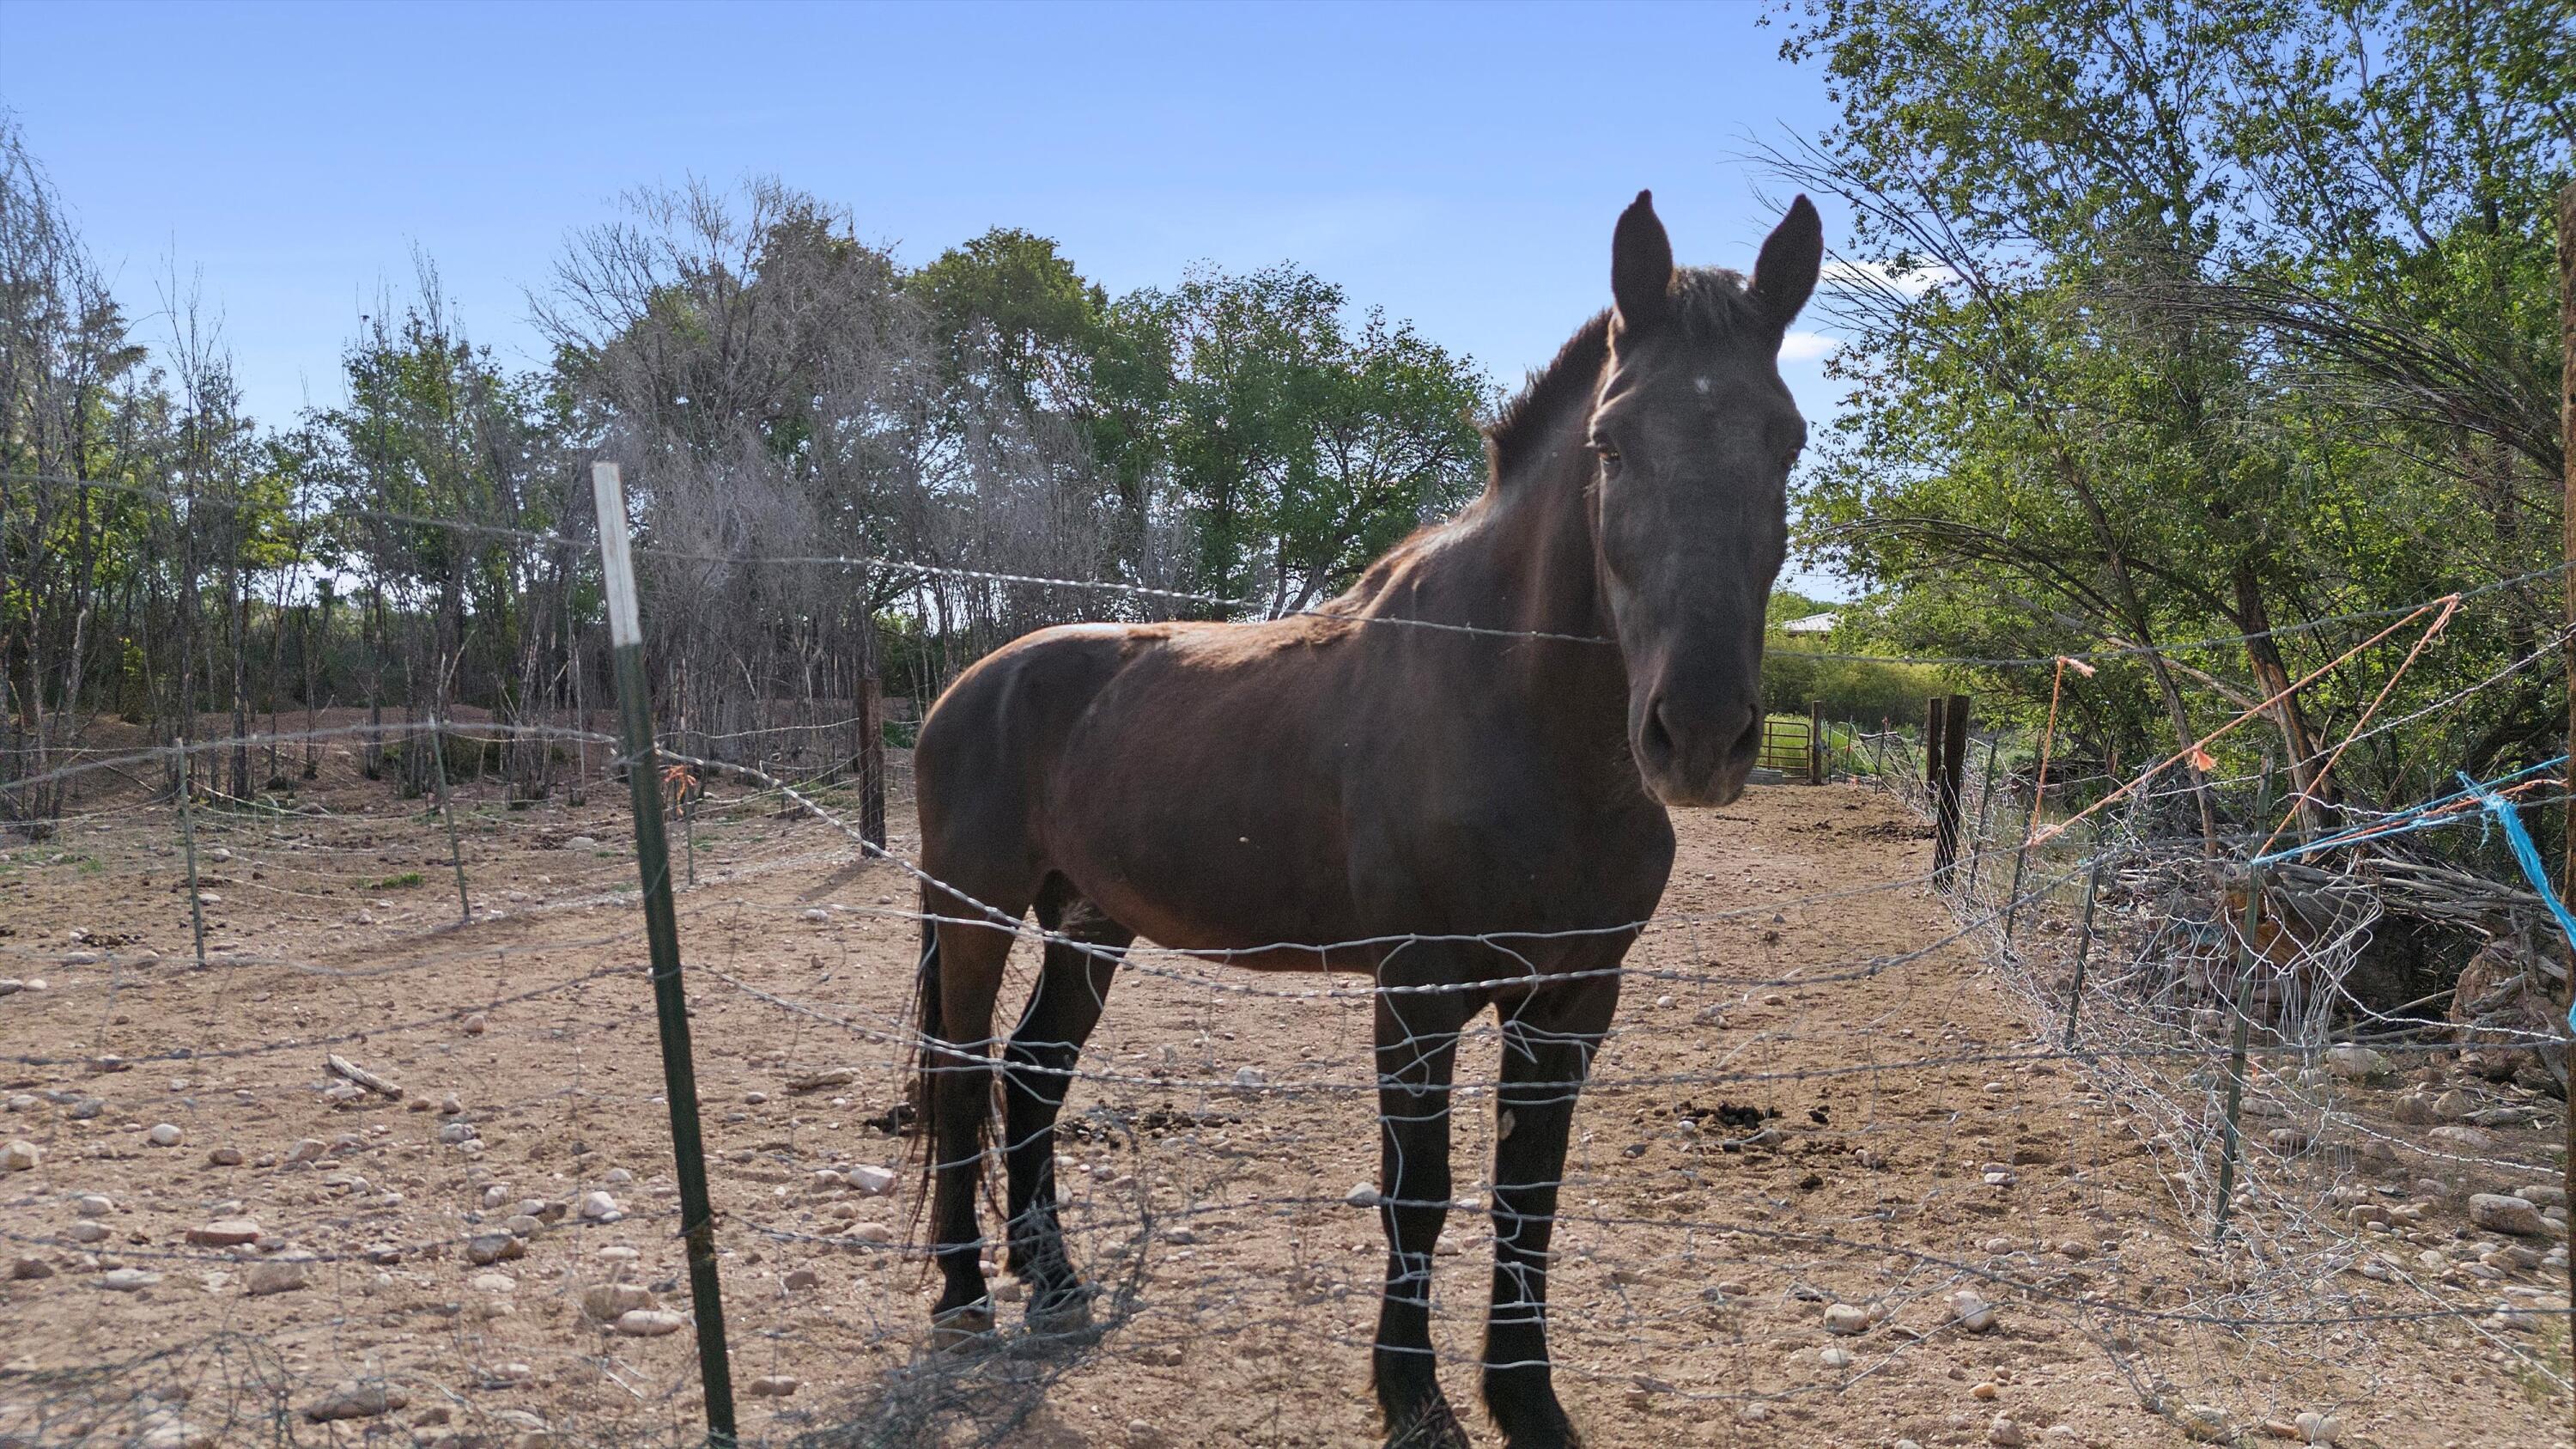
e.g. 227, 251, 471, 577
1635, 694, 1760, 807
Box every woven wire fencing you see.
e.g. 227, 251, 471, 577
1, 591, 2571, 1446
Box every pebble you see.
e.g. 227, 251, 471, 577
301, 1383, 406, 1422
1345, 1181, 1380, 1208
503, 1215, 543, 1237
747, 1375, 801, 1397
1988, 1416, 2026, 1446
246, 1258, 311, 1295
845, 1222, 896, 1245
470, 1272, 518, 1294
2469, 1194, 2549, 1237
2294, 1410, 2342, 1445
67, 1221, 109, 1243
2324, 1044, 2391, 1081
465, 1233, 526, 1265
577, 1190, 621, 1221
614, 1307, 689, 1336
2426, 1124, 2494, 1151
101, 1267, 161, 1291
1822, 1302, 1872, 1335
437, 1122, 477, 1146
581, 1283, 659, 1320
800, 908, 830, 922
284, 1137, 325, 1163
479, 1361, 533, 1386
205, 1147, 242, 1166
783, 1268, 820, 1291
185, 1218, 260, 1247
11, 1256, 55, 1279
3, 1139, 41, 1171
462, 1013, 487, 1035
1817, 1346, 1852, 1369
438, 1093, 463, 1115
1953, 1288, 1996, 1332
1971, 1380, 1999, 1400
2177, 1404, 2233, 1442
71, 1192, 112, 1216
845, 1164, 898, 1196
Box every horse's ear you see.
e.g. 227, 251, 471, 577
1611, 190, 1673, 329
1750, 195, 1823, 336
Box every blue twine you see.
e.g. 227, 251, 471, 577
2249, 754, 2567, 868
2454, 770, 2576, 1034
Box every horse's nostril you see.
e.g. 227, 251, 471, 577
1643, 698, 1678, 762
1728, 708, 1762, 761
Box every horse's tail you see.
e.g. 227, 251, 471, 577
904, 895, 944, 1202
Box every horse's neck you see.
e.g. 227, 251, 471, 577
1405, 409, 1632, 725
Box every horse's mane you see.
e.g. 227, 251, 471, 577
1315, 266, 1767, 619
1485, 266, 1764, 477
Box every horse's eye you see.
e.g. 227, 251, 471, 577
1592, 441, 1621, 465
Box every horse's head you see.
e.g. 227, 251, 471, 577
1589, 190, 1820, 807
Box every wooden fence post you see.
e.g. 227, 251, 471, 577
175, 743, 210, 972
1935, 695, 1971, 884
860, 667, 886, 849
2554, 176, 2574, 1312
1923, 697, 1946, 823
427, 712, 471, 925
1808, 698, 1825, 785
591, 462, 738, 1446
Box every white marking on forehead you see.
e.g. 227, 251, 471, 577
1693, 376, 1711, 394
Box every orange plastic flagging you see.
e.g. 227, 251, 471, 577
2032, 596, 2461, 847
2251, 595, 2458, 859
2021, 654, 2096, 851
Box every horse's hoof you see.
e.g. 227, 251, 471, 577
928, 1299, 996, 1353
1383, 1397, 1471, 1449
1029, 1295, 1092, 1336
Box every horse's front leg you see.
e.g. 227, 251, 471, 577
1481, 970, 1618, 1449
1370, 982, 1474, 1449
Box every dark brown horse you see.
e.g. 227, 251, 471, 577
908, 191, 1820, 1447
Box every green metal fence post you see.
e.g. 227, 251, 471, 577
592, 462, 737, 1446
2060, 852, 2105, 1050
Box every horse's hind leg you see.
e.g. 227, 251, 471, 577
1002, 880, 1128, 1333
1370, 965, 1475, 1449
920, 886, 1030, 1349
1480, 967, 1619, 1449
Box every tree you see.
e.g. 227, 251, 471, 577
1772, 0, 2573, 839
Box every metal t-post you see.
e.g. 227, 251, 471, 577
591, 462, 737, 1445
2215, 762, 2275, 1245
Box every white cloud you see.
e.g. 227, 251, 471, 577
1779, 331, 1835, 362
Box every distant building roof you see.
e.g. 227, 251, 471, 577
1781, 612, 1839, 635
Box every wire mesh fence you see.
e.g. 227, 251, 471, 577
2, 544, 2571, 1447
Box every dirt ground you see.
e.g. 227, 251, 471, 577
0, 725, 2567, 1448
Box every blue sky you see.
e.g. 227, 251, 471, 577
1, 0, 1849, 590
